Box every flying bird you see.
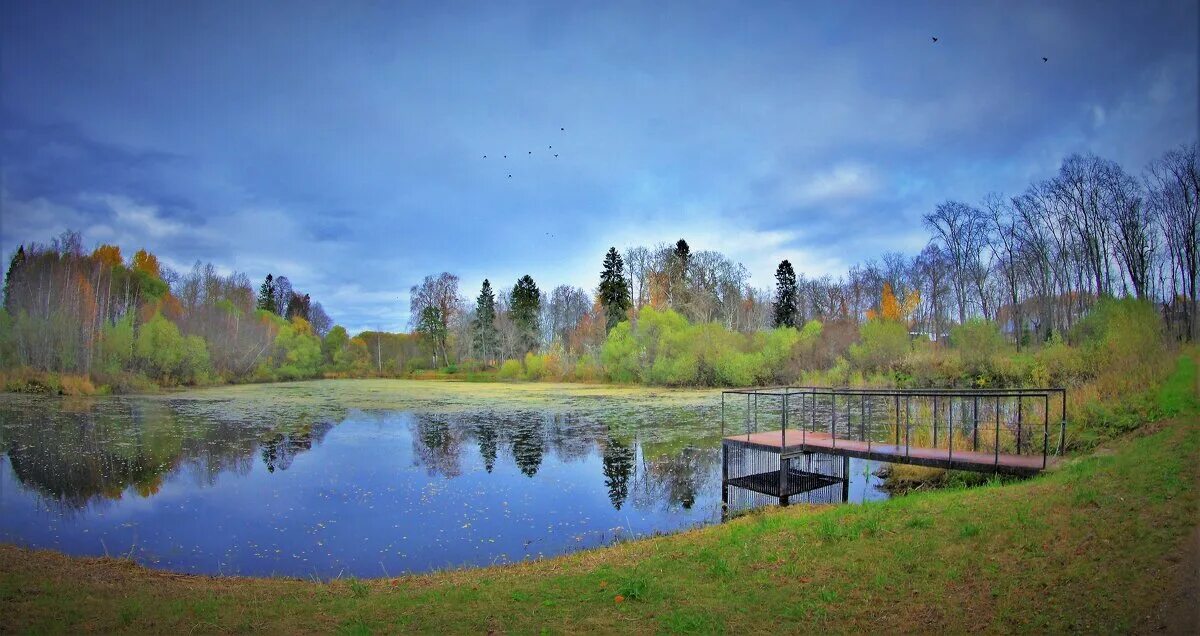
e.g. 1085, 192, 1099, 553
554, 154, 558, 158
931, 36, 938, 43
503, 155, 507, 158
507, 174, 512, 178
483, 155, 487, 158
1042, 57, 1048, 62
560, 127, 565, 131
528, 151, 532, 154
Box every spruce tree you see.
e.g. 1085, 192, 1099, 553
472, 279, 499, 364
510, 275, 541, 355
773, 259, 799, 328
3, 245, 25, 313
669, 239, 691, 311
256, 274, 277, 313
598, 247, 632, 332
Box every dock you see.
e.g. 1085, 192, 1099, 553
720, 387, 1067, 511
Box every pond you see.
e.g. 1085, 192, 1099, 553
0, 380, 888, 578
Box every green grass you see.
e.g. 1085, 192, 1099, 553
2, 409, 1196, 633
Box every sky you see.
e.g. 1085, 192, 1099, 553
1, 1, 1197, 333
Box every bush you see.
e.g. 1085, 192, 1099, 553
497, 359, 524, 380
950, 318, 1005, 377
849, 319, 909, 373
134, 313, 210, 385
274, 317, 322, 380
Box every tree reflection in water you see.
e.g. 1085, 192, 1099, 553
1, 397, 721, 515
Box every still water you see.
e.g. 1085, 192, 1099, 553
0, 383, 887, 577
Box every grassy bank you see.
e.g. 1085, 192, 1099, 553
2, 412, 1197, 634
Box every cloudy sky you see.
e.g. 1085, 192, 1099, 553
1, 1, 1196, 332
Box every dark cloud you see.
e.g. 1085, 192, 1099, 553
0, 0, 1195, 331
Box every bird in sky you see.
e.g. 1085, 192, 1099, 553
503, 154, 507, 158
483, 155, 487, 158
560, 127, 564, 131
1042, 56, 1048, 62
507, 174, 512, 178
931, 36, 938, 42
528, 151, 531, 155
554, 154, 558, 158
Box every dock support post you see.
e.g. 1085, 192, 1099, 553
721, 392, 726, 438
841, 455, 850, 503
779, 455, 789, 506
721, 443, 728, 515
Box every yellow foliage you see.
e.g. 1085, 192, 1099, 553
868, 283, 918, 324
132, 249, 161, 279
92, 244, 123, 267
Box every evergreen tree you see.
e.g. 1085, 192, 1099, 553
598, 247, 632, 332
510, 275, 541, 355
669, 239, 691, 310
3, 246, 25, 313
256, 274, 277, 313
673, 238, 690, 266
472, 279, 499, 364
773, 260, 799, 328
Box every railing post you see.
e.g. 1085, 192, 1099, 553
860, 395, 866, 442
745, 392, 751, 441
933, 395, 939, 447
894, 395, 900, 447
948, 395, 954, 466
1059, 390, 1067, 456
994, 395, 1001, 468
972, 395, 979, 452
782, 391, 789, 452
831, 391, 837, 448
1017, 396, 1023, 455
905, 395, 911, 458
1043, 394, 1049, 469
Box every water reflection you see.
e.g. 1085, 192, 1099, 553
0, 395, 886, 577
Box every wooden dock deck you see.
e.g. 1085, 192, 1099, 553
724, 429, 1055, 475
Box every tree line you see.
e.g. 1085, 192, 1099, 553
0, 141, 1194, 390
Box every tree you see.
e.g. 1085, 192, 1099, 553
257, 274, 277, 313
669, 239, 691, 310
416, 306, 449, 365
272, 276, 293, 316
3, 246, 25, 313
409, 272, 461, 364
285, 292, 311, 322
472, 279, 499, 364
510, 275, 541, 355
598, 247, 632, 332
773, 259, 798, 328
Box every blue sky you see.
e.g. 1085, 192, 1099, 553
1, 0, 1196, 333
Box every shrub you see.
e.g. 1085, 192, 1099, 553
497, 359, 523, 379
849, 319, 909, 373
950, 318, 1005, 377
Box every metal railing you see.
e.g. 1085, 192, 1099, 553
720, 386, 1067, 470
